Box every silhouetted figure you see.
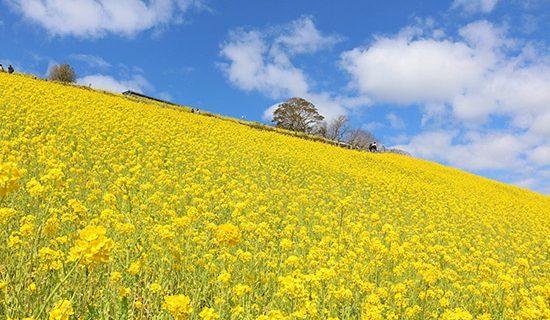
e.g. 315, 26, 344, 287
191, 108, 195, 113
8, 65, 14, 74
369, 142, 378, 152
0, 64, 4, 72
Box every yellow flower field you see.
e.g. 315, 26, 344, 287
0, 73, 549, 319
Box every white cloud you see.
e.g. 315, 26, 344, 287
341, 20, 550, 127
451, 62, 550, 123
77, 74, 151, 93
70, 54, 111, 68
529, 145, 550, 166
530, 112, 550, 137
262, 103, 281, 122
395, 131, 455, 162
386, 113, 405, 129
459, 20, 506, 49
274, 16, 341, 54
219, 29, 309, 99
220, 16, 353, 121
6, 0, 205, 37
512, 177, 539, 189
394, 130, 538, 172
340, 35, 484, 105
451, 0, 499, 13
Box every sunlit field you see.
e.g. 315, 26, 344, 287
1, 73, 549, 319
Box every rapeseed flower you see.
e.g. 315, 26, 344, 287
163, 294, 193, 319
48, 299, 74, 320
215, 223, 241, 246
0, 161, 24, 197
0, 73, 549, 319
67, 225, 114, 266
0, 207, 16, 224
199, 307, 220, 320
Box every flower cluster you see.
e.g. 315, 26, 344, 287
48, 299, 74, 320
163, 294, 193, 319
214, 223, 241, 246
67, 225, 114, 266
0, 160, 24, 197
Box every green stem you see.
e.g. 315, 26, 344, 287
35, 258, 81, 319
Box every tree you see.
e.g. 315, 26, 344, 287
49, 64, 76, 83
346, 128, 376, 150
272, 97, 324, 133
318, 115, 349, 141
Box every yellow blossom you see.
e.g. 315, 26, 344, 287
48, 299, 74, 320
118, 287, 131, 297
110, 272, 122, 283
0, 207, 17, 224
67, 225, 114, 266
0, 161, 24, 197
233, 284, 252, 297
163, 294, 193, 320
217, 271, 231, 285
150, 282, 162, 293
199, 307, 220, 320
127, 261, 141, 275
215, 223, 241, 246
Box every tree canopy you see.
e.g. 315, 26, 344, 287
272, 97, 324, 133
49, 64, 76, 83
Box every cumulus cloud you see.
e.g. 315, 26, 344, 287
77, 74, 151, 93
341, 37, 484, 104
340, 21, 509, 108
6, 0, 205, 37
220, 29, 309, 99
451, 63, 550, 123
341, 20, 550, 126
220, 16, 351, 120
451, 0, 499, 13
342, 19, 550, 194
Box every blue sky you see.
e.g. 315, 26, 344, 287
1, 0, 549, 195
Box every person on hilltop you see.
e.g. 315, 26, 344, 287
0, 64, 4, 72
369, 141, 378, 152
8, 65, 14, 74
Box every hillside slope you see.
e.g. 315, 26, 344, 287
1, 73, 549, 319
